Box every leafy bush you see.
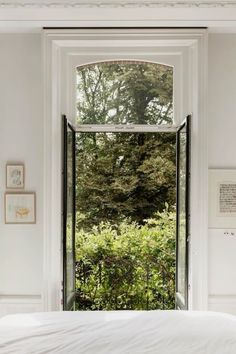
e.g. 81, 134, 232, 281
75, 208, 175, 310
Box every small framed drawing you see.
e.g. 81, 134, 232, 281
5, 192, 36, 224
6, 164, 24, 189
209, 169, 236, 228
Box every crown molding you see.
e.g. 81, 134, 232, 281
1, 1, 236, 9
1, 0, 236, 34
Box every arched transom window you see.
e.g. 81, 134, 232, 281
76, 60, 173, 125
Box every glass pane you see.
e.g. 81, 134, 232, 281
66, 127, 74, 301
177, 127, 187, 302
76, 61, 173, 125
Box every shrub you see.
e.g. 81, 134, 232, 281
75, 208, 175, 310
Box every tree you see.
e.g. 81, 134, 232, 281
76, 62, 175, 229
77, 62, 173, 125
75, 209, 176, 311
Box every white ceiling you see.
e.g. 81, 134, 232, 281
1, 0, 236, 33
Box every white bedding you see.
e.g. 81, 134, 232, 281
0, 310, 236, 354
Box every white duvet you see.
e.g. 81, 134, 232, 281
0, 310, 236, 354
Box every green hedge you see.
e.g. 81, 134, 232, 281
75, 208, 175, 310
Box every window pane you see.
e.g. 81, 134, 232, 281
66, 128, 74, 301
177, 127, 187, 303
76, 61, 173, 125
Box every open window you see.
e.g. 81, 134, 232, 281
175, 115, 191, 310
44, 29, 207, 312
62, 115, 76, 310
62, 114, 191, 311
63, 59, 191, 311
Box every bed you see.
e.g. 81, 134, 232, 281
0, 310, 236, 353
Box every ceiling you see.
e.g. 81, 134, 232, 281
1, 0, 236, 33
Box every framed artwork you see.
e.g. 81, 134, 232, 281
209, 169, 236, 228
5, 192, 36, 224
6, 164, 24, 189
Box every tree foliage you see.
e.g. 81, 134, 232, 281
77, 62, 173, 125
76, 132, 176, 228
75, 61, 176, 310
76, 62, 175, 228
76, 209, 175, 311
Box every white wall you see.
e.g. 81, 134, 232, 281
0, 34, 43, 316
208, 34, 236, 315
1, 32, 236, 316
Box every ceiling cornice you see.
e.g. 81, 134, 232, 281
1, 1, 236, 9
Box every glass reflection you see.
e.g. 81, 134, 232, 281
177, 129, 187, 303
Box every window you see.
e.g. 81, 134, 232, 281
44, 29, 207, 312
74, 60, 176, 311
76, 61, 173, 125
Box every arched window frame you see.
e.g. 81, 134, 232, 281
64, 46, 185, 130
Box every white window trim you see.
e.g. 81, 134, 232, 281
43, 28, 208, 312
75, 125, 178, 133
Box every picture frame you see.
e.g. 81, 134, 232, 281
6, 164, 24, 189
209, 169, 236, 228
5, 192, 36, 224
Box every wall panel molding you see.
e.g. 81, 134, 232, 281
208, 295, 236, 315
0, 295, 42, 318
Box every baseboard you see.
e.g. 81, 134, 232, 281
0, 295, 42, 318
208, 295, 236, 316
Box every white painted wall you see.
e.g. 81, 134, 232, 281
208, 34, 236, 315
0, 32, 236, 316
0, 34, 43, 315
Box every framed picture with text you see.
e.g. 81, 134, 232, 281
6, 164, 24, 189
5, 192, 36, 224
209, 169, 236, 228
